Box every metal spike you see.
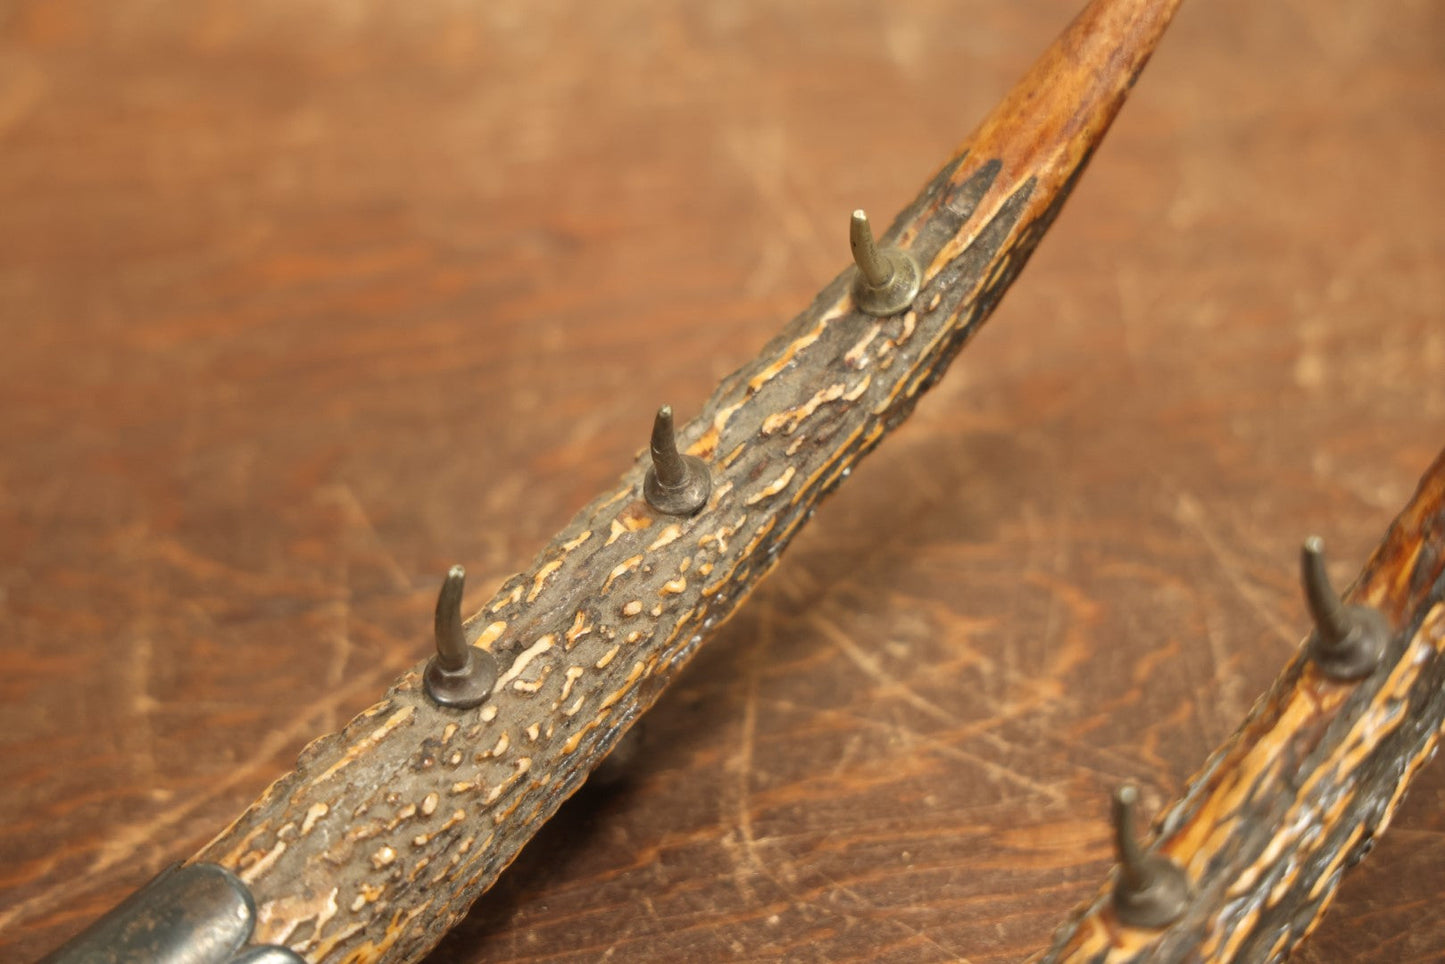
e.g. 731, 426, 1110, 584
1113, 785, 1149, 895
850, 210, 894, 288
1111, 784, 1190, 929
423, 565, 498, 709
433, 565, 469, 671
849, 209, 921, 317
1300, 536, 1388, 680
643, 405, 710, 516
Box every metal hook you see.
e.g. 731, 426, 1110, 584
1300, 536, 1388, 680
849, 209, 920, 316
1111, 784, 1190, 929
643, 405, 710, 516
423, 565, 498, 709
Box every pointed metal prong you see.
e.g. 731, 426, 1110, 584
1112, 785, 1148, 894
850, 210, 893, 288
1300, 536, 1388, 680
849, 209, 920, 317
1301, 536, 1352, 645
1111, 784, 1189, 929
423, 565, 498, 709
643, 405, 710, 516
433, 565, 469, 671
649, 405, 686, 488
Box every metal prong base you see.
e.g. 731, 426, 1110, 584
424, 647, 498, 709
1113, 855, 1190, 929
851, 250, 921, 317
644, 454, 711, 516
1309, 605, 1389, 680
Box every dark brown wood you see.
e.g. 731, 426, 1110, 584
1041, 447, 1445, 961
1, 1, 1442, 963
178, 2, 1181, 959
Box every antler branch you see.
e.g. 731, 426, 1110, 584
186, 1, 1182, 959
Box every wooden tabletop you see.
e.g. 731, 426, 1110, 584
1, 0, 1441, 961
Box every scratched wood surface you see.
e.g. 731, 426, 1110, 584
0, 1, 1440, 962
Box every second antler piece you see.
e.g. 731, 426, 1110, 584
1043, 444, 1445, 962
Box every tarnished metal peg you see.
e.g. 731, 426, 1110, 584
423, 565, 498, 709
1111, 784, 1190, 929
849, 209, 921, 317
643, 405, 711, 516
1301, 536, 1388, 680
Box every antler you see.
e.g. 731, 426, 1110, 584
1043, 446, 1445, 961
160, 1, 1183, 960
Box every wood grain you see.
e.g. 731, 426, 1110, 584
0, 0, 1441, 962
